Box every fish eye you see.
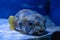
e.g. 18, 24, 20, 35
28, 21, 33, 26
29, 22, 33, 26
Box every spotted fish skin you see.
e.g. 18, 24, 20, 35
15, 9, 46, 35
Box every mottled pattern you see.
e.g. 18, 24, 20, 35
15, 9, 46, 35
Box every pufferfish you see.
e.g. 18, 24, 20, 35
9, 9, 46, 35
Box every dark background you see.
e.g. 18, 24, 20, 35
0, 0, 60, 26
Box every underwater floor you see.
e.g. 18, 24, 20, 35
0, 16, 60, 40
